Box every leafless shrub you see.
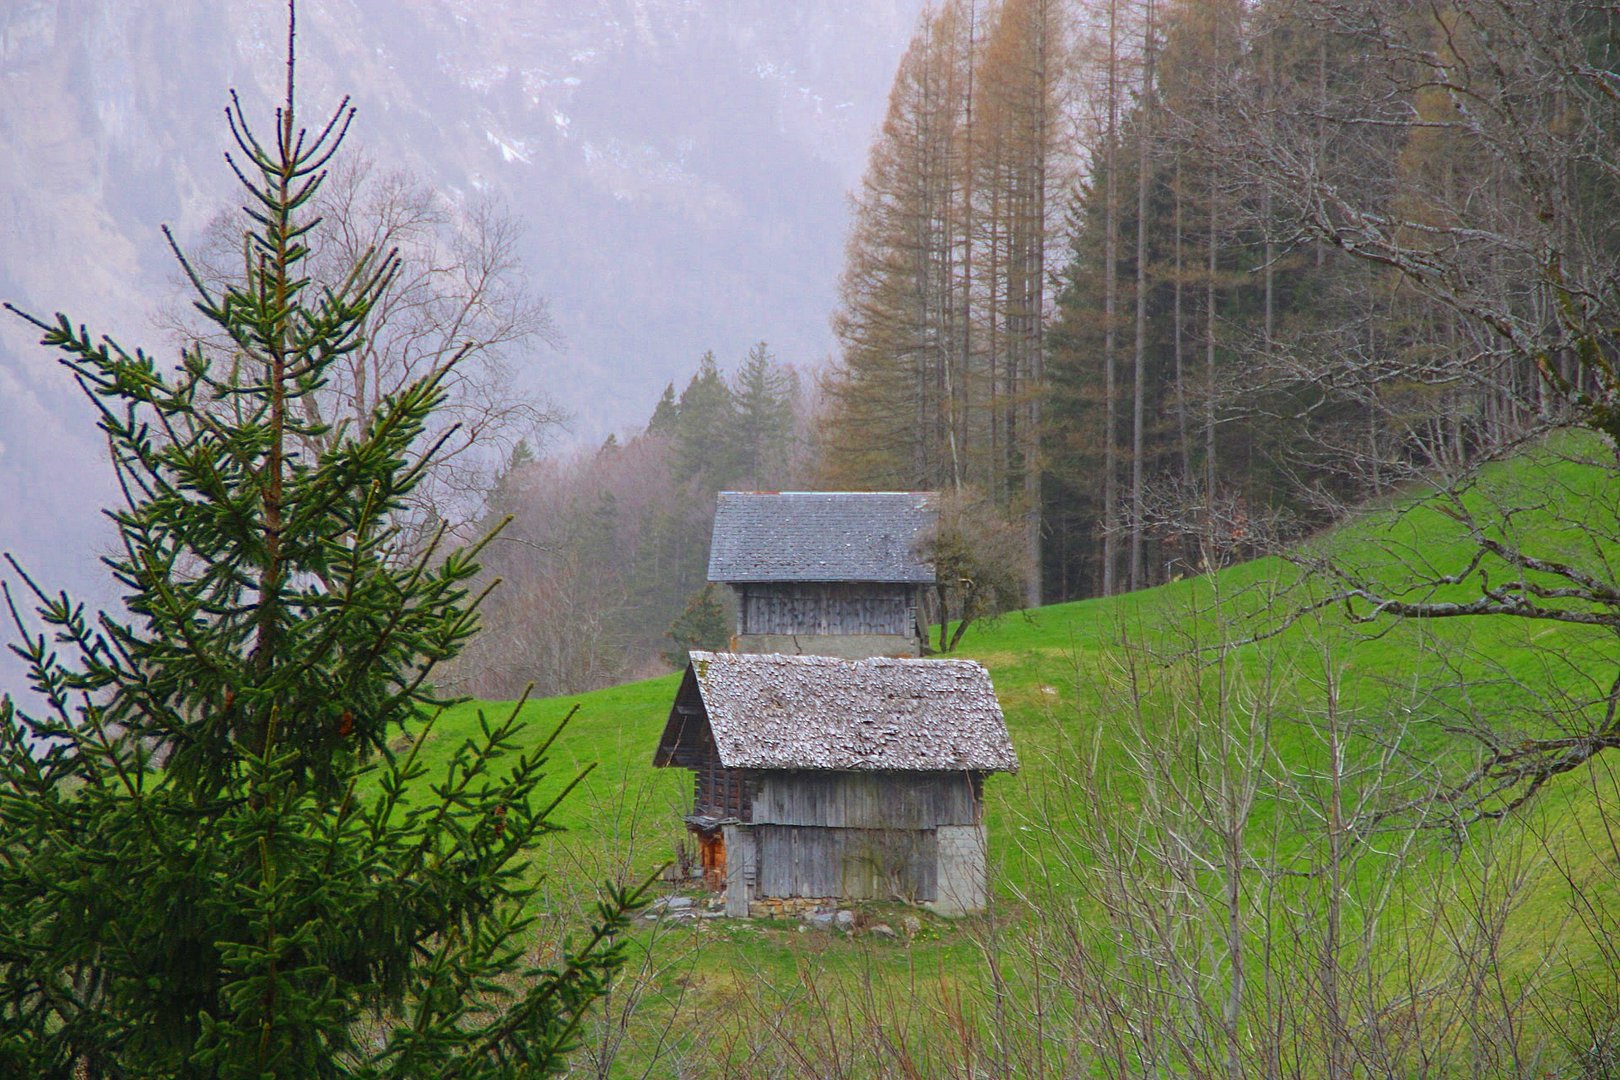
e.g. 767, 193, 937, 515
164, 152, 563, 543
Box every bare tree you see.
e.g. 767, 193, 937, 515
169, 153, 562, 541
1128, 0, 1157, 592
1101, 0, 1123, 596
1235, 1, 1619, 440
1284, 437, 1620, 824
1219, 0, 1620, 812
917, 486, 1032, 652
997, 576, 1561, 1077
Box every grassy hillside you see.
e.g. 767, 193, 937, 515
424, 436, 1620, 1076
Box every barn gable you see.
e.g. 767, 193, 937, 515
653, 665, 752, 829
652, 665, 705, 769
709, 491, 939, 659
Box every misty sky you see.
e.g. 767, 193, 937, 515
0, 0, 925, 694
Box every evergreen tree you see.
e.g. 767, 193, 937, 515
671, 351, 740, 487
662, 585, 732, 669
731, 341, 797, 490
487, 437, 537, 518
0, 17, 640, 1078
645, 382, 679, 436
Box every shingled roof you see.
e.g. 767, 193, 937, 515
707, 491, 937, 584
654, 651, 1018, 773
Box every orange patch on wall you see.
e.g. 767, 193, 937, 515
696, 828, 726, 891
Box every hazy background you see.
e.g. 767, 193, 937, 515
0, 0, 922, 687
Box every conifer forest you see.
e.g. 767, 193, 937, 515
455, 0, 1620, 696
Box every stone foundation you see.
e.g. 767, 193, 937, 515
747, 896, 837, 919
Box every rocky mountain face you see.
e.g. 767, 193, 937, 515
0, 0, 921, 685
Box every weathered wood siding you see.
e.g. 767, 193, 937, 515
934, 824, 988, 914
667, 707, 752, 821
753, 771, 981, 829
660, 704, 709, 769
723, 822, 756, 916
741, 771, 985, 902
754, 825, 939, 901
693, 748, 751, 821
736, 583, 917, 637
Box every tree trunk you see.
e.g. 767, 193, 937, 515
1130, 0, 1155, 591
1205, 162, 1219, 554
1102, 0, 1121, 596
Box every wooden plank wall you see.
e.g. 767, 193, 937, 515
754, 825, 939, 901
691, 735, 752, 820
662, 707, 710, 769
753, 771, 981, 829
738, 583, 916, 637
744, 772, 985, 901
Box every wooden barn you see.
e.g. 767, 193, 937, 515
708, 491, 936, 659
652, 651, 1018, 916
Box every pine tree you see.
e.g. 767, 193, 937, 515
487, 437, 537, 518
0, 14, 641, 1077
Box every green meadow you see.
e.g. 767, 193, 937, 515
416, 436, 1620, 1075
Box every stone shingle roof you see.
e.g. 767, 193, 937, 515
707, 491, 937, 584
657, 651, 1018, 773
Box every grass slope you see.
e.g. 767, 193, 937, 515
425, 437, 1620, 1074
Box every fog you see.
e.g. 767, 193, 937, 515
0, 0, 923, 694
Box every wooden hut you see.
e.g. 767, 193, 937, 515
652, 650, 1018, 916
708, 491, 936, 659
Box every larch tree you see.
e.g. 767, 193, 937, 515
1101, 0, 1124, 595
1233, 0, 1620, 815
826, 0, 1065, 611
824, 0, 979, 493
1129, 0, 1158, 590
973, 0, 1066, 605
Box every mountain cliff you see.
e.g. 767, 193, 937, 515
0, 0, 920, 678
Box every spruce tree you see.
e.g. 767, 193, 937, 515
663, 585, 731, 669
0, 13, 640, 1078
645, 383, 679, 436
671, 352, 740, 487
731, 341, 797, 490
